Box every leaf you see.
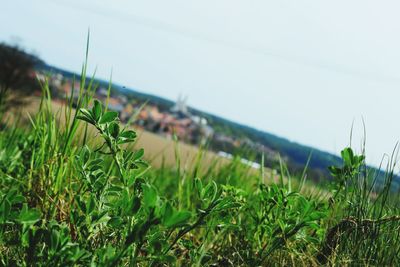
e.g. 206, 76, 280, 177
50, 229, 60, 251
162, 255, 177, 263
99, 111, 118, 124
77, 108, 95, 124
76, 115, 94, 124
81, 145, 91, 164
341, 147, 354, 167
18, 205, 41, 225
328, 166, 341, 177
0, 199, 11, 220
202, 181, 218, 202
118, 130, 137, 144
92, 99, 102, 121
213, 196, 241, 211
161, 202, 191, 228
135, 160, 149, 168
79, 108, 93, 119
119, 130, 137, 140
357, 155, 365, 164
132, 196, 141, 212
108, 216, 124, 228
142, 184, 158, 210
305, 211, 326, 221
89, 158, 103, 166
86, 195, 96, 215
108, 122, 120, 139
108, 185, 124, 193
89, 164, 102, 172
93, 212, 111, 225
132, 148, 144, 161
164, 210, 192, 228
161, 202, 173, 223
297, 196, 310, 212
69, 248, 90, 262
129, 196, 141, 216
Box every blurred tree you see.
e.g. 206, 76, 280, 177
0, 43, 41, 110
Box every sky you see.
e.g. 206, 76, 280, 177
1, 0, 400, 166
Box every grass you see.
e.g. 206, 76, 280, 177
5, 95, 255, 176
1, 59, 400, 266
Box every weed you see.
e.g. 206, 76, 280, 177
0, 56, 399, 266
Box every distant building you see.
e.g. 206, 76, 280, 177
97, 88, 109, 97
120, 103, 134, 122
169, 95, 214, 143
171, 95, 190, 118
107, 97, 124, 112
61, 80, 80, 99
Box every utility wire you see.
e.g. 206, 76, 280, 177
46, 0, 400, 83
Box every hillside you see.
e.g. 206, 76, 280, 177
38, 63, 400, 191
40, 63, 345, 181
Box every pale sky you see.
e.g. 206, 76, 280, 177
2, 0, 400, 166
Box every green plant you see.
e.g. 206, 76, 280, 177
74, 99, 243, 265
1, 49, 400, 266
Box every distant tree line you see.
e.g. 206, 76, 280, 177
0, 42, 42, 111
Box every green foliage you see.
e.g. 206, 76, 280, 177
0, 65, 400, 266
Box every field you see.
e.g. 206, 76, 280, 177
1, 76, 400, 266
5, 96, 269, 177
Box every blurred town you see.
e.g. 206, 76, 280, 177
44, 72, 214, 143
39, 71, 281, 169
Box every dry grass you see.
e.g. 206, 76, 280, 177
4, 96, 276, 180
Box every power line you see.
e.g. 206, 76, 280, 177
46, 0, 400, 83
